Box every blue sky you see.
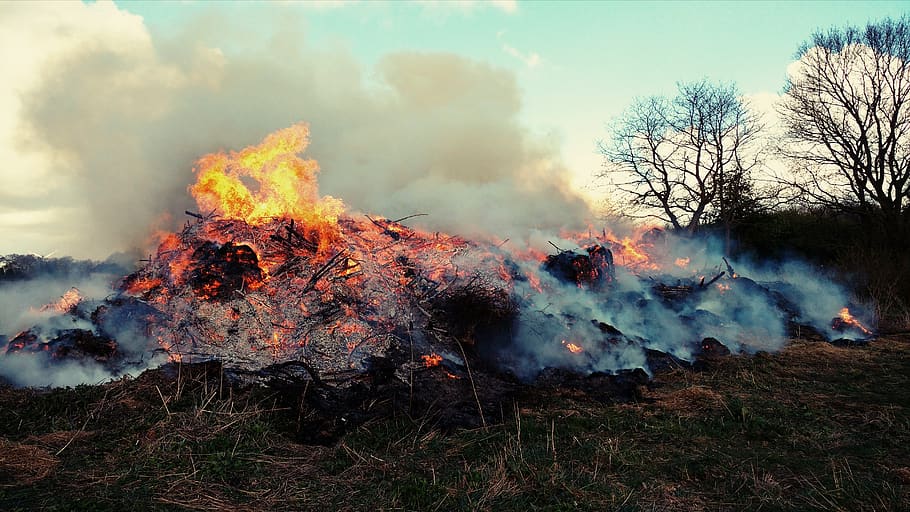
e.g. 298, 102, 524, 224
117, 0, 909, 185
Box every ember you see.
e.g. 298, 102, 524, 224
422, 353, 443, 367
189, 242, 263, 300
40, 288, 82, 314
561, 340, 584, 354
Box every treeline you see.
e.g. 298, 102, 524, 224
600, 15, 910, 326
0, 254, 132, 283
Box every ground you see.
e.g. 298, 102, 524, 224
0, 335, 907, 511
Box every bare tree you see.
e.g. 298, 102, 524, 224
777, 16, 910, 245
599, 80, 765, 239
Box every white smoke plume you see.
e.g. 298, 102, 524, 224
2, 2, 590, 260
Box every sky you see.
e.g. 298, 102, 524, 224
0, 0, 907, 259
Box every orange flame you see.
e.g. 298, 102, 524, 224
421, 353, 443, 367
189, 124, 344, 254
561, 340, 583, 354
835, 307, 872, 335
41, 288, 82, 313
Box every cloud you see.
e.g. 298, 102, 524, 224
489, 0, 519, 14
502, 43, 541, 68
2, 1, 590, 259
0, 1, 154, 256
416, 0, 518, 16
284, 0, 355, 9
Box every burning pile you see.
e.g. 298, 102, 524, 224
2, 124, 876, 399
115, 124, 519, 388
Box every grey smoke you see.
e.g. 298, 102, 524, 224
16, 23, 591, 259
0, 271, 127, 387
489, 230, 860, 380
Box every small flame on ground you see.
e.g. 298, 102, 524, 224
674, 257, 690, 268
834, 307, 872, 335
421, 353, 443, 367
561, 340, 584, 354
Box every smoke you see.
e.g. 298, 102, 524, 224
0, 3, 868, 388
3, 2, 590, 259
0, 262, 152, 387
0, 276, 112, 335
485, 229, 863, 380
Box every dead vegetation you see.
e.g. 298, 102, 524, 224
0, 334, 907, 511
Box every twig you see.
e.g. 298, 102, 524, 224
704, 271, 726, 287
456, 340, 487, 430
391, 213, 429, 223
302, 251, 349, 293
722, 257, 736, 276
156, 385, 172, 416
548, 241, 564, 253
55, 416, 91, 457
55, 386, 110, 456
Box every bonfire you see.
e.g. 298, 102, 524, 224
3, 124, 875, 422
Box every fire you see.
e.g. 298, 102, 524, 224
128, 125, 756, 379
561, 340, 583, 354
41, 288, 82, 313
421, 353, 443, 367
593, 228, 660, 271
123, 277, 163, 297
833, 307, 872, 335
189, 123, 344, 255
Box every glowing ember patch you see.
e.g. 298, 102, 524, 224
123, 277, 162, 296
561, 340, 584, 354
716, 283, 731, 293
526, 271, 543, 293
675, 257, 690, 268
335, 258, 362, 278
157, 233, 181, 252
421, 353, 443, 367
40, 288, 82, 313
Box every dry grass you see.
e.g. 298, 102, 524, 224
0, 438, 60, 487
0, 335, 907, 511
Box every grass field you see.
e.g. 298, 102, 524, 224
1, 335, 907, 511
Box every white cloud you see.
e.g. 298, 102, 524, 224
502, 43, 540, 68
281, 0, 356, 9
489, 0, 518, 14
417, 0, 518, 16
